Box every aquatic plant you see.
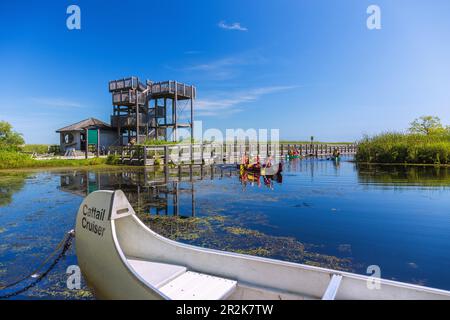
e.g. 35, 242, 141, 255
356, 132, 450, 165
139, 214, 354, 273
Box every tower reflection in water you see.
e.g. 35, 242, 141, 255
59, 165, 283, 219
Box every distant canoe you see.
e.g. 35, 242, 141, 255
75, 190, 450, 300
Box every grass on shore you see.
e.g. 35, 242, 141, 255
21, 144, 52, 154
0, 150, 109, 170
356, 132, 450, 165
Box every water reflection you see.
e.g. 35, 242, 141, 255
357, 163, 450, 187
1, 158, 450, 299
0, 173, 29, 206
58, 165, 284, 218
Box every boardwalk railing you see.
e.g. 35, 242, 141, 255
108, 143, 357, 166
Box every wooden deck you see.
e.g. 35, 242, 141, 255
148, 81, 196, 100
108, 143, 357, 167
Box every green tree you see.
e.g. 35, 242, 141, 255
409, 116, 444, 135
0, 121, 25, 150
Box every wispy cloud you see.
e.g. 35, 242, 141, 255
185, 57, 241, 72
218, 21, 248, 32
30, 97, 83, 108
180, 53, 267, 80
184, 50, 201, 55
196, 85, 298, 117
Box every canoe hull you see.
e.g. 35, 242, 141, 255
76, 190, 450, 300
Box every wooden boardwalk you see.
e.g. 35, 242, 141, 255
109, 143, 357, 166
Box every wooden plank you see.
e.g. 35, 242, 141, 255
159, 271, 237, 300
322, 274, 343, 300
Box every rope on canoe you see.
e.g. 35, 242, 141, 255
0, 230, 75, 299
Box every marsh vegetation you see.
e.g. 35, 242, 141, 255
356, 116, 450, 165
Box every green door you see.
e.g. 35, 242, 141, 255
88, 129, 98, 145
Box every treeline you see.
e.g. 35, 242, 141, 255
356, 116, 450, 165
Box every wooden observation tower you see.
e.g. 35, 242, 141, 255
109, 76, 195, 145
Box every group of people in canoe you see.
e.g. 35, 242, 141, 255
287, 147, 302, 159
239, 153, 282, 189
239, 168, 283, 189
331, 147, 341, 160
240, 154, 274, 171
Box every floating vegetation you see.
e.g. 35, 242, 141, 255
234, 247, 271, 256
139, 213, 354, 273
224, 226, 264, 236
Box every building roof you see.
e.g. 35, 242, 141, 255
56, 118, 112, 133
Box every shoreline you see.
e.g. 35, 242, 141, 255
3, 160, 450, 173
0, 164, 137, 174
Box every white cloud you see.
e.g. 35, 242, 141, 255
181, 53, 267, 80
218, 21, 248, 32
185, 57, 242, 72
184, 50, 201, 55
30, 97, 83, 108
196, 85, 297, 117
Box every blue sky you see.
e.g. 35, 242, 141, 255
1, 0, 450, 143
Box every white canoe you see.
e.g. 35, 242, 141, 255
75, 190, 450, 300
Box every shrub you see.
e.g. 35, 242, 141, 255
0, 151, 35, 169
106, 154, 120, 165
22, 144, 50, 154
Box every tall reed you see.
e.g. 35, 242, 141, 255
356, 132, 450, 164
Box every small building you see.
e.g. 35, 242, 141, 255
56, 118, 117, 153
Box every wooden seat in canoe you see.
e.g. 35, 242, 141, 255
127, 257, 237, 300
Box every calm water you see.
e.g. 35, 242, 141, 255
1, 157, 450, 299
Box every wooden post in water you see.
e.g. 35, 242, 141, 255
200, 144, 204, 164
190, 86, 194, 162
164, 145, 169, 165
143, 146, 147, 165
191, 183, 195, 217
